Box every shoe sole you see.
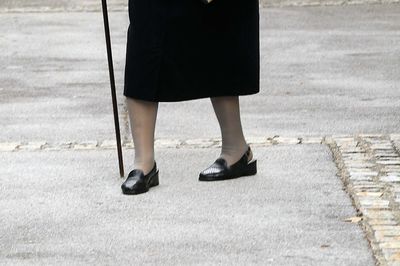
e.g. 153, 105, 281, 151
121, 170, 159, 195
198, 159, 257, 181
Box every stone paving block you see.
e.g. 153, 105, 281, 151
154, 139, 182, 148
348, 170, 379, 176
371, 225, 400, 231
338, 145, 360, 150
364, 209, 400, 220
379, 242, 400, 249
332, 136, 356, 143
389, 261, 400, 266
247, 137, 269, 145
341, 154, 370, 159
371, 145, 394, 149
184, 138, 217, 148
389, 251, 400, 262
269, 136, 301, 145
349, 171, 378, 177
374, 149, 396, 155
351, 184, 384, 192
73, 140, 98, 150
99, 139, 118, 149
349, 175, 375, 182
369, 219, 398, 226
376, 157, 400, 161
393, 141, 400, 149
123, 140, 134, 148
0, 142, 20, 151
43, 141, 73, 150
300, 137, 323, 144
347, 162, 376, 168
341, 150, 366, 154
356, 192, 384, 197
358, 200, 390, 210
386, 167, 400, 171
379, 236, 400, 242
359, 134, 386, 138
375, 154, 399, 158
18, 141, 47, 151
381, 175, 400, 183
375, 230, 400, 238
378, 162, 400, 167
381, 248, 400, 262
391, 134, 400, 140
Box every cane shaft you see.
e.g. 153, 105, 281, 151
101, 0, 125, 177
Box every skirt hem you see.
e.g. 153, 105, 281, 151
123, 88, 260, 102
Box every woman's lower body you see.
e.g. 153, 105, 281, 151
122, 0, 260, 193
126, 96, 252, 175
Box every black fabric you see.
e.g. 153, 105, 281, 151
123, 0, 260, 102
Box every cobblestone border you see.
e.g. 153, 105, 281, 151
0, 135, 324, 152
327, 134, 400, 266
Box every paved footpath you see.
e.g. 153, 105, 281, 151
1, 2, 400, 265
1, 4, 400, 142
1, 139, 375, 265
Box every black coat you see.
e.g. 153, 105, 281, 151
123, 0, 260, 102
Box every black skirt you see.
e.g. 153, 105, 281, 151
123, 0, 260, 102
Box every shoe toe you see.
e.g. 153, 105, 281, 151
121, 170, 148, 194
121, 180, 139, 191
200, 165, 223, 175
199, 159, 228, 180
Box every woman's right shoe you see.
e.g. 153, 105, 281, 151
121, 161, 159, 195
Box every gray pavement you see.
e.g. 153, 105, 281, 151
1, 2, 400, 265
1, 0, 398, 11
1, 4, 400, 143
0, 145, 375, 265
0, 0, 127, 12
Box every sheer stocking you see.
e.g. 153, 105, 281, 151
125, 97, 158, 175
210, 96, 253, 167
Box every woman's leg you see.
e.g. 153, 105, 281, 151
125, 97, 159, 175
210, 96, 253, 166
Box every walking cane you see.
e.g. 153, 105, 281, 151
101, 0, 125, 178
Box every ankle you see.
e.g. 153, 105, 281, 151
134, 160, 155, 175
220, 143, 249, 166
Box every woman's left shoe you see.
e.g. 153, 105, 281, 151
199, 145, 257, 181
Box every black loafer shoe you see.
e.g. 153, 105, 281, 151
121, 161, 159, 195
199, 145, 257, 181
